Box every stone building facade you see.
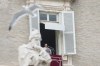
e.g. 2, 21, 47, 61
0, 0, 100, 66
72, 0, 100, 66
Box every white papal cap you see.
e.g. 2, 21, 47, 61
29, 29, 42, 41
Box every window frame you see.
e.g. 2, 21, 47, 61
39, 11, 59, 23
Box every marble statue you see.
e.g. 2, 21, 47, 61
18, 29, 52, 66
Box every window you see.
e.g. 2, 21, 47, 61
40, 13, 47, 21
29, 9, 76, 55
49, 14, 57, 21
40, 11, 58, 22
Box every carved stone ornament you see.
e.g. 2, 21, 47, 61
18, 29, 52, 66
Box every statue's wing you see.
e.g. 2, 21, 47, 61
9, 9, 28, 31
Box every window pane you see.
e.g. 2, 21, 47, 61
49, 15, 57, 21
40, 14, 47, 20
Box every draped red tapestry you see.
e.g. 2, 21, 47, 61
50, 55, 62, 66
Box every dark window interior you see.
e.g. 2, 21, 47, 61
40, 23, 56, 54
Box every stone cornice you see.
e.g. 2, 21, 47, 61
40, 4, 64, 11
26, 0, 73, 11
26, 0, 75, 4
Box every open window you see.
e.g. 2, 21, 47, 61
29, 9, 76, 55
39, 11, 64, 55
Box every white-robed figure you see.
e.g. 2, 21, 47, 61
18, 29, 52, 66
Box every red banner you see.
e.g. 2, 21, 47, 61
50, 55, 62, 66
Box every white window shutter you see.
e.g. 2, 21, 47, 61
62, 11, 76, 55
29, 9, 40, 35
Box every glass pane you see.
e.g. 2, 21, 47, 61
40, 13, 47, 20
49, 14, 57, 21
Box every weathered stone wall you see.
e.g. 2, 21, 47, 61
72, 0, 100, 66
0, 0, 29, 66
